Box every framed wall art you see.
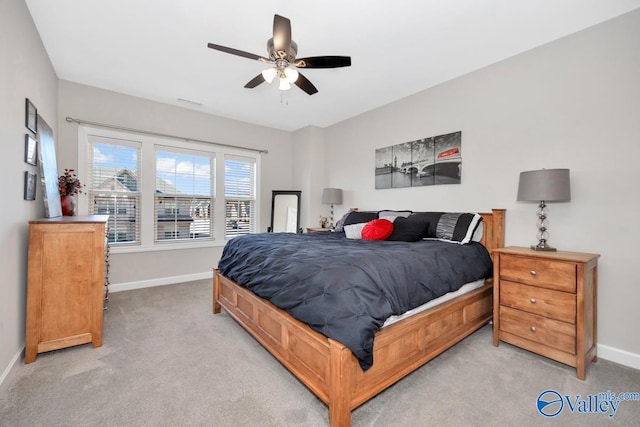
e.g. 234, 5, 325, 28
24, 171, 37, 201
375, 131, 462, 189
25, 134, 37, 166
25, 98, 37, 134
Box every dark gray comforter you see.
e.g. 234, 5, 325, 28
218, 232, 493, 370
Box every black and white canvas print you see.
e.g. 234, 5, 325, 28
375, 131, 462, 189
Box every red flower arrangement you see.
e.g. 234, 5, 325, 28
58, 168, 84, 196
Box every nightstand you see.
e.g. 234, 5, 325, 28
306, 227, 332, 233
492, 246, 600, 380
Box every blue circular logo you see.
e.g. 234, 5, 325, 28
537, 389, 563, 417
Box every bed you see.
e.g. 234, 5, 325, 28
213, 208, 505, 426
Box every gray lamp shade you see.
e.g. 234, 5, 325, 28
517, 169, 571, 202
321, 188, 343, 205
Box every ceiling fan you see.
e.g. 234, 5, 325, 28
207, 14, 351, 95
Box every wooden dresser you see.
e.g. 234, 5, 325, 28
25, 215, 109, 364
492, 246, 599, 380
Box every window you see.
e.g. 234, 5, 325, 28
224, 155, 256, 238
80, 126, 260, 250
87, 137, 141, 245
155, 149, 214, 242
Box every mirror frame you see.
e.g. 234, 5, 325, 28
269, 190, 302, 233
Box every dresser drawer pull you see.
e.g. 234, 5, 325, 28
530, 326, 536, 332
530, 270, 537, 276
530, 298, 536, 304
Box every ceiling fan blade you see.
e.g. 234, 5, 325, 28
207, 43, 270, 63
244, 74, 266, 89
294, 56, 352, 69
272, 14, 292, 59
294, 72, 318, 95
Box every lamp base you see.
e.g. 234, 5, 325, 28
530, 242, 557, 251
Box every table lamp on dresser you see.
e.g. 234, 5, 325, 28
517, 168, 571, 251
321, 188, 342, 229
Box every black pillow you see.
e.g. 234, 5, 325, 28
410, 212, 444, 238
386, 215, 430, 242
343, 211, 378, 227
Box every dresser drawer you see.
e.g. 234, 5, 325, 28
500, 255, 576, 292
500, 306, 575, 354
500, 280, 576, 324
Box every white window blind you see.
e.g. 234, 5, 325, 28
224, 155, 256, 238
87, 137, 141, 245
80, 125, 260, 251
155, 149, 215, 242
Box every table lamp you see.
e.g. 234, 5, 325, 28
517, 169, 571, 251
321, 188, 342, 228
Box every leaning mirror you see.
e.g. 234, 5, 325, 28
270, 190, 301, 233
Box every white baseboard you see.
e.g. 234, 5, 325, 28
0, 346, 24, 391
109, 271, 213, 293
598, 344, 640, 370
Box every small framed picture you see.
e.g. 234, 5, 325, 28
24, 171, 37, 201
25, 98, 37, 134
25, 134, 37, 166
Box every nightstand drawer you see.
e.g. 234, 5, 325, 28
500, 255, 576, 292
500, 280, 576, 324
500, 306, 575, 355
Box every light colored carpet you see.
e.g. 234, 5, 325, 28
1, 279, 639, 426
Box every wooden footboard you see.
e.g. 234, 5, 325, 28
213, 209, 504, 427
215, 270, 492, 426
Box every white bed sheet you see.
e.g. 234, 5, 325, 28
382, 279, 486, 327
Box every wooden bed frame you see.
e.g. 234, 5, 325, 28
213, 209, 505, 426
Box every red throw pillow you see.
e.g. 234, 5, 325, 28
361, 218, 394, 240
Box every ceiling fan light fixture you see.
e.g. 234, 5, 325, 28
284, 67, 299, 83
262, 67, 278, 84
279, 77, 291, 91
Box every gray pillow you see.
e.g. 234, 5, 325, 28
334, 211, 352, 233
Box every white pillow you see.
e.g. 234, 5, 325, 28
378, 210, 412, 222
344, 222, 367, 239
472, 222, 483, 242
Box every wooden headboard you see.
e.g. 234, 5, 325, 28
479, 208, 506, 257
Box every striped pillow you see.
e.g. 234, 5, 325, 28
435, 213, 483, 244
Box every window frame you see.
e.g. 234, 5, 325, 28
154, 146, 215, 244
77, 125, 261, 254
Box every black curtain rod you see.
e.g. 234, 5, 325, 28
65, 117, 268, 154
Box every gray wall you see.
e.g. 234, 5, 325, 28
317, 10, 640, 362
0, 0, 58, 383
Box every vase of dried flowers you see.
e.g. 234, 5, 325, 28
58, 168, 84, 216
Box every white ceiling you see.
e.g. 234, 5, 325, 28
26, 1, 640, 132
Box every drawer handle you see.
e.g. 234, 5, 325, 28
530, 326, 536, 332
530, 270, 537, 276
530, 298, 536, 304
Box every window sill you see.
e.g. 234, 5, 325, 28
110, 239, 227, 254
